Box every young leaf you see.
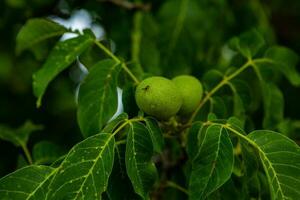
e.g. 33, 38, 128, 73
16, 18, 67, 54
0, 121, 43, 147
0, 165, 56, 200
77, 59, 121, 137
247, 130, 300, 200
144, 117, 164, 153
47, 133, 115, 199
125, 122, 158, 199
33, 34, 94, 107
189, 124, 234, 200
33, 141, 65, 165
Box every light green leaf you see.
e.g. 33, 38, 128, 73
125, 122, 158, 199
189, 124, 234, 200
262, 46, 300, 86
16, 18, 67, 54
0, 165, 56, 200
77, 59, 121, 138
144, 117, 164, 153
33, 141, 65, 165
247, 130, 300, 200
33, 34, 94, 107
47, 133, 115, 200
0, 121, 43, 147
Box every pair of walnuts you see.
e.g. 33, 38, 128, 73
135, 75, 203, 120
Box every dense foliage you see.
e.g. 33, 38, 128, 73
1, 0, 300, 199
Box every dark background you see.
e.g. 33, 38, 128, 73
0, 0, 300, 177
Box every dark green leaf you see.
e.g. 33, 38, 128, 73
144, 117, 164, 153
189, 124, 234, 199
0, 121, 43, 147
77, 59, 121, 138
33, 141, 65, 165
229, 29, 265, 59
262, 83, 284, 129
262, 46, 300, 86
125, 122, 158, 199
47, 133, 115, 199
33, 34, 94, 107
16, 18, 67, 54
186, 121, 203, 160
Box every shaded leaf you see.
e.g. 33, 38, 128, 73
0, 121, 43, 147
229, 29, 265, 59
33, 141, 65, 165
77, 59, 121, 138
262, 46, 300, 86
144, 117, 164, 153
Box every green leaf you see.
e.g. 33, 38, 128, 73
33, 34, 94, 107
16, 18, 67, 54
77, 59, 121, 138
47, 133, 115, 199
144, 117, 164, 154
229, 29, 265, 59
33, 141, 65, 165
262, 83, 284, 129
0, 121, 43, 147
0, 165, 56, 200
189, 124, 234, 200
247, 130, 300, 200
125, 122, 158, 199
262, 46, 300, 86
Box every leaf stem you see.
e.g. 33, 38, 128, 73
188, 59, 253, 124
165, 181, 189, 195
21, 144, 33, 165
94, 40, 140, 85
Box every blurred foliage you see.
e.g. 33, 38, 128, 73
0, 0, 300, 180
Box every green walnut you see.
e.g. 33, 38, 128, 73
172, 75, 203, 115
135, 76, 183, 120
